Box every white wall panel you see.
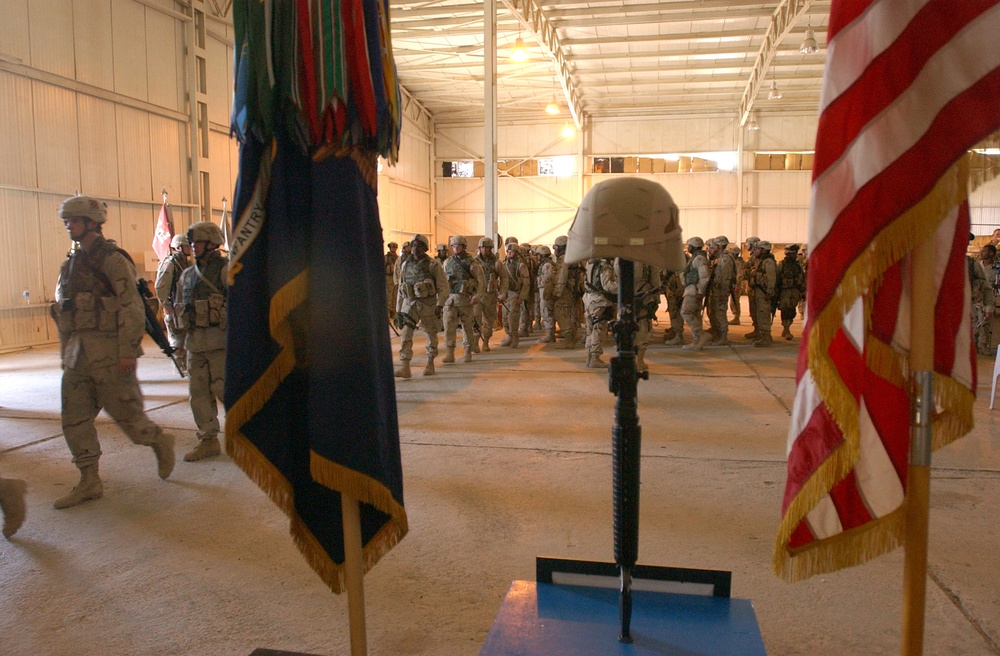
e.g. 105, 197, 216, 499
149, 115, 187, 208
77, 95, 121, 197
745, 114, 819, 153
33, 82, 81, 194
0, 189, 43, 306
971, 176, 1000, 232
115, 106, 153, 200
116, 201, 155, 267
35, 193, 72, 302
27, 0, 75, 78
74, 0, 115, 90
0, 72, 37, 188
206, 36, 232, 125
208, 130, 234, 209
112, 0, 148, 101
0, 0, 31, 64
591, 116, 737, 155
145, 8, 183, 111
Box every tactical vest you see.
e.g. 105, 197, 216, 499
754, 253, 776, 290
505, 257, 523, 292
445, 254, 477, 294
182, 252, 227, 329
54, 238, 129, 335
385, 253, 398, 277
163, 252, 188, 303
779, 257, 803, 291
684, 251, 704, 286
477, 255, 500, 294
402, 255, 433, 287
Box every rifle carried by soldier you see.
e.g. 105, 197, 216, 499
137, 278, 185, 377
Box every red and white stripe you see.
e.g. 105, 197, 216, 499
775, 0, 997, 579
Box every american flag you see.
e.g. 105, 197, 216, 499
774, 0, 1000, 581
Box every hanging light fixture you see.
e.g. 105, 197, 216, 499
747, 113, 760, 131
510, 36, 528, 62
561, 122, 576, 139
768, 65, 783, 101
800, 28, 819, 55
546, 96, 560, 115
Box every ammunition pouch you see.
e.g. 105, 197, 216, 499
684, 268, 699, 286
192, 293, 226, 329
414, 280, 434, 299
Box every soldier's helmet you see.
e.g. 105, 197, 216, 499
59, 195, 107, 224
171, 234, 190, 248
565, 177, 685, 272
535, 245, 551, 257
746, 236, 760, 247
686, 236, 704, 249
553, 235, 568, 248
505, 236, 519, 246
412, 234, 430, 248
478, 237, 494, 248
387, 241, 398, 249
450, 235, 467, 247
714, 235, 730, 247
436, 243, 447, 252
785, 243, 800, 253
758, 240, 773, 251
188, 221, 225, 246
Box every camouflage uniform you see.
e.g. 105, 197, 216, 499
706, 238, 738, 345
744, 237, 761, 339
661, 267, 686, 345
501, 240, 531, 347
51, 196, 174, 509
751, 242, 778, 347
179, 223, 229, 461
536, 246, 557, 342
396, 236, 449, 376
385, 243, 399, 320
583, 258, 617, 368
520, 245, 539, 336
727, 244, 745, 325
472, 238, 509, 352
775, 245, 806, 340
633, 261, 663, 369
443, 237, 486, 363
551, 237, 578, 348
680, 238, 712, 350
154, 235, 190, 371
970, 256, 995, 355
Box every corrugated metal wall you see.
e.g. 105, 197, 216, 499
0, 0, 208, 351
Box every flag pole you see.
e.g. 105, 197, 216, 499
341, 494, 368, 656
901, 235, 935, 655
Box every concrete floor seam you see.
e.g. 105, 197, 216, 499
928, 569, 1000, 654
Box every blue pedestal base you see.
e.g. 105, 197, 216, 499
480, 580, 767, 655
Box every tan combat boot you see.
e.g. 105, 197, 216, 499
539, 329, 555, 344
54, 465, 103, 510
184, 436, 222, 462
510, 333, 519, 348
663, 333, 684, 346
463, 348, 473, 363
394, 361, 412, 378
423, 356, 435, 376
782, 325, 793, 340
481, 338, 491, 352
499, 335, 513, 347
0, 477, 27, 538
754, 333, 774, 348
744, 330, 759, 340
470, 336, 481, 353
443, 347, 456, 363
152, 432, 176, 479
587, 354, 609, 369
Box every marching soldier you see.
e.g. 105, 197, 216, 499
50, 195, 175, 509
536, 245, 557, 342
727, 243, 745, 326
583, 257, 617, 368
680, 237, 712, 351
744, 236, 762, 341
500, 238, 531, 347
442, 235, 486, 363
775, 244, 806, 340
154, 234, 191, 374
551, 236, 579, 348
178, 221, 229, 461
520, 244, 539, 337
472, 237, 509, 352
706, 236, 738, 346
661, 268, 686, 346
751, 240, 778, 347
395, 234, 449, 377
385, 241, 399, 320
633, 260, 662, 371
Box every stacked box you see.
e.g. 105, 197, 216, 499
800, 153, 815, 170
623, 157, 639, 173
770, 154, 786, 170
473, 161, 485, 177
785, 154, 803, 170
638, 158, 653, 173
754, 153, 771, 170
652, 158, 667, 173
692, 157, 717, 172
677, 156, 692, 172
518, 160, 538, 176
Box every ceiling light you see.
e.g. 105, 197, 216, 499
510, 37, 528, 62
768, 79, 783, 101
747, 113, 760, 131
800, 28, 819, 55
560, 122, 576, 139
545, 97, 560, 115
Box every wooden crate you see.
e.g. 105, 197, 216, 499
785, 153, 803, 170
652, 158, 667, 173
638, 157, 653, 173
754, 153, 771, 170
677, 156, 692, 172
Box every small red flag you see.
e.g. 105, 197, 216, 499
152, 201, 173, 261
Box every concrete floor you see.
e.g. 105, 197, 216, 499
1, 307, 999, 656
